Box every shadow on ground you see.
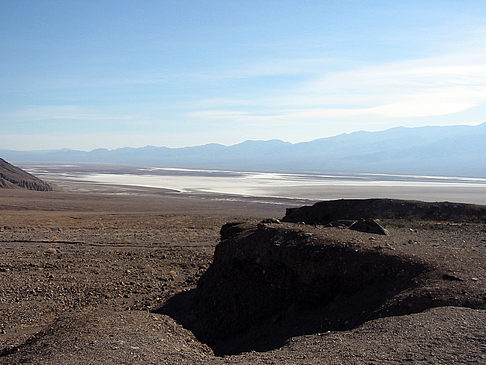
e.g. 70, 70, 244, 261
156, 249, 426, 356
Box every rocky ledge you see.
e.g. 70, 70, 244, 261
162, 199, 486, 356
282, 198, 486, 224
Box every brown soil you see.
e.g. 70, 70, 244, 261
0, 188, 485, 364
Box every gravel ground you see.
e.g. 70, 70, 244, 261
0, 188, 485, 364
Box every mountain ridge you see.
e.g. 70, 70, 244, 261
1, 123, 485, 177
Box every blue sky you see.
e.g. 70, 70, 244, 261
1, 0, 486, 150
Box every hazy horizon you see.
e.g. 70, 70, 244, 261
2, 1, 486, 151
1, 121, 484, 152
3, 122, 485, 179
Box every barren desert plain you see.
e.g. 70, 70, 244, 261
0, 166, 485, 364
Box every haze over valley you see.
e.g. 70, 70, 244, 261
4, 122, 486, 178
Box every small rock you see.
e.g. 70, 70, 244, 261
260, 218, 281, 224
442, 274, 462, 281
220, 222, 245, 240
257, 223, 267, 230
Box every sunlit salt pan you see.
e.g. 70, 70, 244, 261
73, 170, 486, 201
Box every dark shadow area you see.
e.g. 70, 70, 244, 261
156, 249, 427, 356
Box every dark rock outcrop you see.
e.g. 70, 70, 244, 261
194, 223, 423, 344
0, 158, 52, 191
283, 198, 486, 224
161, 224, 485, 355
161, 224, 428, 355
161, 199, 486, 355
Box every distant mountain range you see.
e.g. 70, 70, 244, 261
2, 123, 486, 177
0, 158, 53, 191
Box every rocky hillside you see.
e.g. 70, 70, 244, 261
0, 158, 52, 191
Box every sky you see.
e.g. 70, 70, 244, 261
1, 0, 486, 150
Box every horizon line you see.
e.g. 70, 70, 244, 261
1, 121, 485, 153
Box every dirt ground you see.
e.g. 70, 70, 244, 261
0, 187, 485, 364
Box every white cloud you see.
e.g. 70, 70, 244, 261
190, 44, 486, 124
4, 105, 161, 127
0, 132, 162, 151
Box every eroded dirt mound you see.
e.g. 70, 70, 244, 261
0, 158, 52, 191
161, 217, 486, 355
283, 198, 486, 224
0, 310, 213, 365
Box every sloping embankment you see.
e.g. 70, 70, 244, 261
161, 199, 486, 355
0, 158, 52, 191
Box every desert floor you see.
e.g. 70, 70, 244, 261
0, 184, 485, 364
